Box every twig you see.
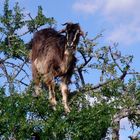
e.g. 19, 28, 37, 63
27, 13, 38, 32
0, 57, 10, 64
13, 60, 27, 79
17, 30, 30, 37
1, 63, 14, 94
127, 72, 140, 75
15, 79, 29, 87
4, 61, 30, 79
0, 33, 4, 42
120, 65, 130, 80
78, 50, 93, 70
109, 46, 123, 73
78, 49, 87, 63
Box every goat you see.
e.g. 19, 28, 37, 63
31, 22, 83, 112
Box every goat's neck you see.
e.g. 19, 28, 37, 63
61, 49, 74, 73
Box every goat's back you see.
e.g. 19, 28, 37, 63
31, 28, 66, 62
31, 28, 68, 79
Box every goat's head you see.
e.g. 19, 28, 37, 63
60, 22, 84, 50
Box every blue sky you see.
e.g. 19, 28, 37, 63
1, 0, 139, 71
0, 0, 140, 139
1, 0, 140, 71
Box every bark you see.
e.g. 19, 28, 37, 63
112, 108, 140, 140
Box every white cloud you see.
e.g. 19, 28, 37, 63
103, 0, 140, 45
106, 22, 140, 45
72, 0, 140, 46
72, 0, 98, 14
102, 0, 140, 21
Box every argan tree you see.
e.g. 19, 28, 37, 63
0, 0, 140, 140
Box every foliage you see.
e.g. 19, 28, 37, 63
0, 0, 140, 140
0, 89, 112, 140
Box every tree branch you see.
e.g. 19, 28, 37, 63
1, 62, 14, 94
109, 46, 123, 73
112, 108, 140, 140
83, 71, 127, 91
77, 68, 85, 86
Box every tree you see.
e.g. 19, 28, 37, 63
0, 0, 140, 139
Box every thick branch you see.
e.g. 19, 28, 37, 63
77, 68, 85, 86
113, 108, 140, 123
78, 50, 92, 70
78, 49, 87, 63
112, 108, 140, 140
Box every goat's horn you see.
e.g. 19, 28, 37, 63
62, 22, 73, 26
62, 22, 68, 26
58, 29, 66, 33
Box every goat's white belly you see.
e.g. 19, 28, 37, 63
34, 58, 47, 74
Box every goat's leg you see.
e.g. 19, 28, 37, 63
45, 80, 57, 111
44, 73, 57, 107
34, 78, 42, 96
32, 63, 42, 96
48, 81, 57, 107
60, 81, 70, 113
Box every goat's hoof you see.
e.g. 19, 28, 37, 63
49, 99, 57, 106
32, 92, 40, 97
52, 105, 57, 111
49, 98, 57, 111
65, 107, 71, 113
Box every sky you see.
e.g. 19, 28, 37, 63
0, 0, 140, 139
1, 0, 139, 71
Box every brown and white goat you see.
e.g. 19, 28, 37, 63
31, 23, 83, 112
